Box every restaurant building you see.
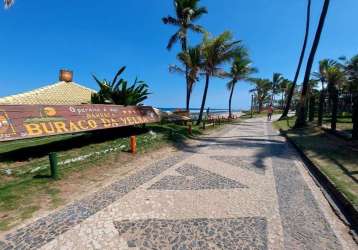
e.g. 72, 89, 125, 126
0, 70, 95, 105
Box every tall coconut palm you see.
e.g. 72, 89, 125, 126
270, 73, 284, 106
346, 55, 358, 140
353, 95, 358, 140
196, 31, 242, 125
4, 0, 14, 9
312, 59, 337, 126
295, 0, 330, 128
280, 0, 311, 120
279, 79, 292, 109
342, 55, 358, 93
344, 55, 358, 139
250, 78, 272, 113
307, 79, 319, 121
326, 66, 345, 131
169, 46, 202, 111
163, 0, 207, 51
163, 0, 207, 111
226, 52, 257, 118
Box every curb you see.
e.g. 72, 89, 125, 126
278, 129, 358, 241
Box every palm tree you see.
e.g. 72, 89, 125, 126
4, 0, 14, 9
226, 52, 257, 118
326, 66, 345, 131
280, 0, 311, 120
270, 73, 284, 106
307, 79, 319, 121
279, 79, 292, 109
312, 59, 337, 126
169, 46, 202, 111
344, 55, 358, 139
163, 0, 207, 111
163, 0, 207, 51
250, 78, 272, 113
196, 31, 242, 125
295, 0, 330, 128
341, 55, 358, 93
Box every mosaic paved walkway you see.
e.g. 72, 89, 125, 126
0, 117, 356, 249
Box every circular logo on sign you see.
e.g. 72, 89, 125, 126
0, 115, 10, 133
43, 107, 57, 117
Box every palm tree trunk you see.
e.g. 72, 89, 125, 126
185, 67, 190, 112
318, 88, 325, 126
280, 0, 311, 120
258, 100, 263, 113
186, 82, 193, 112
228, 84, 235, 118
331, 88, 338, 131
197, 73, 210, 125
186, 84, 190, 112
295, 0, 330, 128
309, 95, 316, 122
181, 36, 191, 112
352, 95, 358, 140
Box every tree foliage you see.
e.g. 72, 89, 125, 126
295, 0, 330, 128
226, 51, 257, 117
250, 78, 272, 112
196, 31, 243, 124
4, 0, 14, 9
169, 45, 203, 109
163, 0, 208, 50
91, 67, 150, 106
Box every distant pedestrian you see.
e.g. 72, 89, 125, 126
267, 105, 273, 121
206, 107, 210, 118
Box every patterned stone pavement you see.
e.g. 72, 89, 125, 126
0, 117, 356, 249
114, 217, 267, 249
149, 164, 247, 190
210, 155, 266, 174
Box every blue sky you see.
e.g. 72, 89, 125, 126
0, 0, 357, 109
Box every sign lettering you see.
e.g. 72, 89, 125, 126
0, 105, 160, 142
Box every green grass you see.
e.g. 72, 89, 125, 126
0, 177, 54, 231
274, 117, 358, 206
240, 110, 283, 119
0, 121, 226, 232
0, 134, 85, 155
322, 116, 353, 134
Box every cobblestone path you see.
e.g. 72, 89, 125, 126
0, 118, 356, 249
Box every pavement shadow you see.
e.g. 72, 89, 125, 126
171, 122, 294, 174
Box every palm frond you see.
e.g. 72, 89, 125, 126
167, 32, 180, 50
92, 67, 150, 106
162, 16, 180, 25
4, 0, 14, 9
226, 80, 235, 91
111, 66, 126, 85
187, 23, 206, 33
169, 64, 186, 74
163, 0, 207, 50
190, 6, 208, 20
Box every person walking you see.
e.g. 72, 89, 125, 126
267, 105, 274, 121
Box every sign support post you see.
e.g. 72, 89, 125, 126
49, 152, 59, 180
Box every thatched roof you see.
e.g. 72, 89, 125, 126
0, 81, 96, 105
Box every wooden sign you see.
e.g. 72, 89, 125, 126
0, 104, 160, 142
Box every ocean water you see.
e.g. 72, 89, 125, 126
157, 108, 242, 120
158, 108, 241, 114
